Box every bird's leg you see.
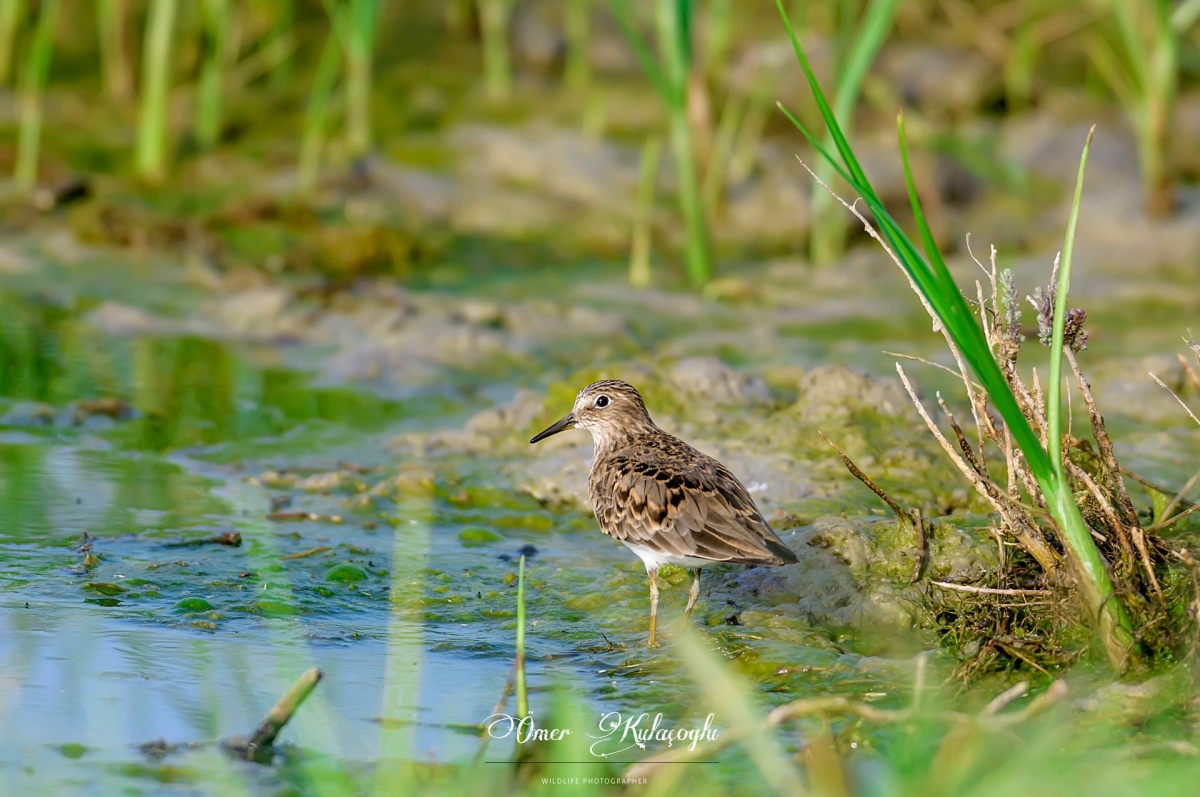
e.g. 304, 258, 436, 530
681, 568, 702, 628
647, 566, 660, 648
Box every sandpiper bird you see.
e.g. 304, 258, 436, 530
529, 379, 797, 647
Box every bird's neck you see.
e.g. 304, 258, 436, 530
590, 419, 661, 459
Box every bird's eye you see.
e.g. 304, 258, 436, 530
595, 395, 610, 408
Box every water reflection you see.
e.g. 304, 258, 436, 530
0, 611, 508, 793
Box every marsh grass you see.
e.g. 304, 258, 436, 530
613, 0, 711, 287
343, 0, 380, 158
767, 0, 1188, 670
0, 0, 23, 86
1088, 0, 1200, 218
479, 0, 514, 101
136, 0, 178, 183
630, 135, 662, 288
300, 21, 343, 195
195, 0, 231, 151
97, 0, 134, 105
14, 0, 59, 191
564, 0, 591, 93
516, 553, 529, 719
806, 0, 899, 267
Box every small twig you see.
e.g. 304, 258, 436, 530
818, 432, 929, 582
221, 668, 323, 762
1065, 349, 1140, 530
1150, 372, 1200, 429
164, 531, 242, 548
990, 679, 1067, 727
992, 640, 1051, 676
910, 508, 927, 584
281, 546, 332, 561
983, 681, 1028, 714
937, 393, 985, 478
1179, 339, 1200, 394
819, 432, 909, 521
897, 365, 1060, 574
1157, 466, 1200, 525
250, 668, 322, 749
1147, 501, 1200, 534
883, 351, 980, 386
626, 695, 906, 780
472, 661, 517, 767
1064, 459, 1136, 565
931, 581, 1050, 596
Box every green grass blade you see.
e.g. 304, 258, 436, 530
136, 0, 178, 183
14, 0, 59, 191
1047, 126, 1095, 479
675, 631, 801, 794
1173, 0, 1200, 32
810, 0, 898, 264
516, 554, 528, 718
298, 27, 342, 195
609, 0, 671, 101
479, 0, 513, 100
195, 0, 230, 151
774, 0, 869, 194
344, 0, 379, 157
0, 0, 23, 86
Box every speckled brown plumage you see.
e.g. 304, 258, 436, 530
530, 379, 796, 646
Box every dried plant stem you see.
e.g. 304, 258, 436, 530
1065, 350, 1139, 527
628, 679, 1067, 780
1150, 372, 1200, 428
896, 365, 1061, 575
931, 581, 1049, 596
1157, 467, 1200, 526
820, 432, 927, 582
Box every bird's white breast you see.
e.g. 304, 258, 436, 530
621, 541, 711, 571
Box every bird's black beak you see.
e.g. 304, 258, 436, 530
530, 413, 576, 444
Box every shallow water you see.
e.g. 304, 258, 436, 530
4, 235, 1200, 793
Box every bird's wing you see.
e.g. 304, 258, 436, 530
591, 447, 796, 565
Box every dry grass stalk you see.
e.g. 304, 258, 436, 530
796, 158, 1185, 665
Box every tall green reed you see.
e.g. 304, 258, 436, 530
630, 136, 662, 288
300, 0, 379, 190
300, 19, 343, 194
15, 0, 60, 192
564, 0, 590, 92
516, 554, 529, 719
97, 0, 133, 105
0, 0, 22, 87
1088, 0, 1200, 218
266, 0, 296, 90
344, 0, 380, 158
195, 0, 231, 151
136, 0, 178, 183
613, 0, 711, 287
807, 0, 898, 267
479, 0, 513, 101
701, 63, 774, 221
774, 0, 1138, 670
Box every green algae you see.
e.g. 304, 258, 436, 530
458, 526, 501, 545
325, 564, 370, 583
83, 582, 127, 596
174, 597, 214, 612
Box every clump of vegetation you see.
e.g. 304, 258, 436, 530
773, 0, 1197, 672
